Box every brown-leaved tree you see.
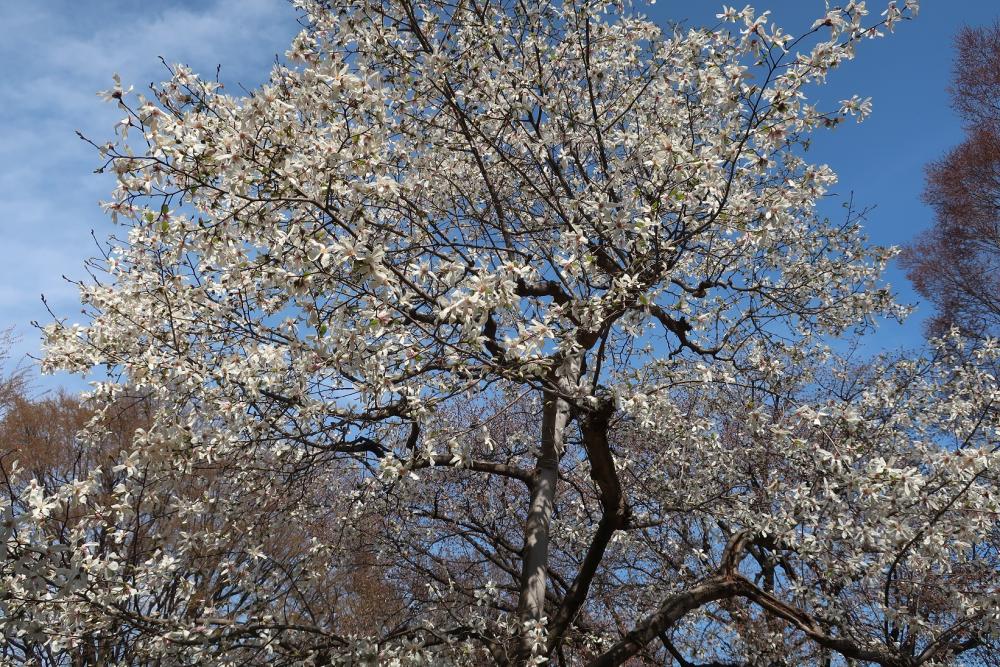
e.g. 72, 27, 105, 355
902, 21, 1000, 341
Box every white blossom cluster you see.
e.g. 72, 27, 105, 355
6, 0, 998, 665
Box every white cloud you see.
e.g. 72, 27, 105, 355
0, 0, 300, 379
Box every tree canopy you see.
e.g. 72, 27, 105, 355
5, 1, 1000, 665
902, 21, 1000, 342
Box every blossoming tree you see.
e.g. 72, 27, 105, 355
5, 0, 999, 664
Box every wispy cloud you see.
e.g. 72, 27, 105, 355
0, 0, 299, 383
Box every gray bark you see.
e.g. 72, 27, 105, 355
515, 357, 577, 662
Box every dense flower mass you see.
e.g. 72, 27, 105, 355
4, 0, 999, 664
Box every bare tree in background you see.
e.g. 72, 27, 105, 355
0, 329, 27, 418
0, 336, 408, 665
901, 22, 1000, 340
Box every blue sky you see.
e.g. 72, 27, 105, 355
0, 0, 996, 390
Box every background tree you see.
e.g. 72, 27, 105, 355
901, 21, 1000, 341
0, 328, 28, 419
6, 1, 999, 665
0, 337, 407, 665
